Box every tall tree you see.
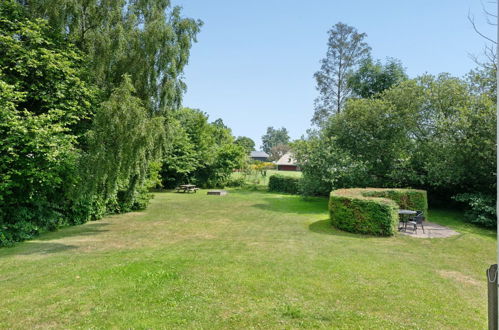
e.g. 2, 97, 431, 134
79, 75, 164, 214
0, 1, 98, 245
261, 127, 290, 154
347, 57, 407, 98
20, 0, 202, 113
234, 136, 256, 154
312, 22, 370, 126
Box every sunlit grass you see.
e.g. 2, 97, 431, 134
0, 190, 494, 328
232, 169, 302, 186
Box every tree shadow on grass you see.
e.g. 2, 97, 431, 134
0, 222, 111, 257
0, 242, 79, 258
36, 222, 110, 241
17, 242, 78, 255
308, 219, 384, 239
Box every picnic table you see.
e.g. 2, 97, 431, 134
175, 184, 199, 193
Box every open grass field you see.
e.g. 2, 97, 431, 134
231, 169, 302, 186
0, 189, 495, 328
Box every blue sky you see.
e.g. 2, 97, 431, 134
175, 0, 495, 149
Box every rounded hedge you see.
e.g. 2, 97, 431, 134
329, 188, 428, 236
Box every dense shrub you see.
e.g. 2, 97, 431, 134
0, 5, 96, 246
362, 189, 428, 216
453, 193, 496, 228
329, 188, 428, 236
268, 175, 301, 194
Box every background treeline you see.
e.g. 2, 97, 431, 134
0, 1, 242, 246
160, 109, 246, 189
294, 22, 497, 228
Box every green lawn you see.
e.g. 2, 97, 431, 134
232, 169, 302, 186
0, 190, 495, 328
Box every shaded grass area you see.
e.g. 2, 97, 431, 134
0, 190, 495, 328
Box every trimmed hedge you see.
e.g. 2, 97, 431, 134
268, 175, 301, 194
329, 188, 428, 236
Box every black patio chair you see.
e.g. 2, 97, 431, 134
407, 212, 425, 234
398, 217, 408, 231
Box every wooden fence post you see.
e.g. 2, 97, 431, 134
487, 264, 498, 330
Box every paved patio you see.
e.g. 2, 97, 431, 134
400, 221, 459, 238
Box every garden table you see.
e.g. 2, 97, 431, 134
398, 209, 417, 231
398, 209, 417, 215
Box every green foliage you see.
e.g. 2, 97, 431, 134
78, 75, 163, 215
0, 2, 96, 246
327, 96, 413, 183
203, 143, 246, 188
234, 136, 255, 154
362, 189, 428, 216
292, 136, 369, 196
160, 117, 198, 188
329, 188, 427, 236
261, 126, 290, 154
297, 72, 496, 229
160, 108, 246, 188
268, 175, 301, 194
465, 58, 496, 101
0, 1, 201, 245
22, 0, 202, 113
225, 176, 246, 188
347, 57, 407, 98
453, 193, 496, 228
0, 3, 95, 127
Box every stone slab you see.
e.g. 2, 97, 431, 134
207, 190, 228, 196
400, 221, 459, 238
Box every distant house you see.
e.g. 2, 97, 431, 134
276, 152, 299, 171
250, 151, 269, 162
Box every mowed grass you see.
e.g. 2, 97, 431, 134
232, 169, 302, 186
0, 190, 495, 328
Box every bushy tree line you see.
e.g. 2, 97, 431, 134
297, 21, 497, 228
0, 0, 206, 245
160, 109, 246, 188
295, 70, 496, 227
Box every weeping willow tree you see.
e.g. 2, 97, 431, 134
20, 0, 202, 113
75, 76, 164, 218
